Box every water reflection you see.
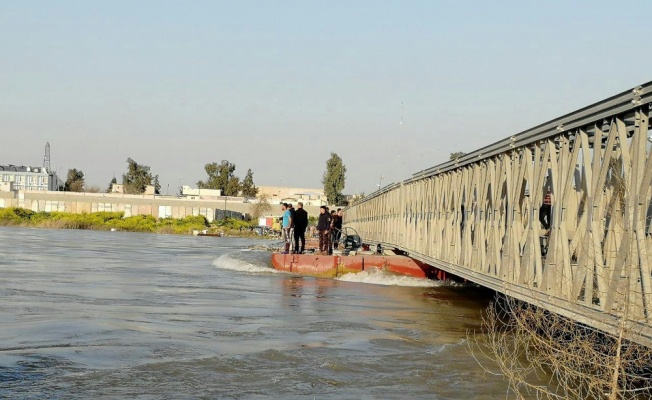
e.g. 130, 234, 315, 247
281, 277, 339, 316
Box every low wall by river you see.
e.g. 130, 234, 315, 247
0, 190, 322, 222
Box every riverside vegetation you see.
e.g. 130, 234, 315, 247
0, 207, 260, 237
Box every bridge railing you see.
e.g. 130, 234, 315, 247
345, 82, 652, 344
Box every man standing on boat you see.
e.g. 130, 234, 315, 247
288, 203, 296, 252
332, 208, 343, 250
317, 206, 331, 255
293, 202, 308, 254
281, 203, 292, 254
328, 210, 337, 255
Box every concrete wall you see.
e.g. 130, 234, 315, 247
0, 190, 322, 222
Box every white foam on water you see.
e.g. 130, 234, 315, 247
425, 338, 467, 354
336, 267, 442, 287
212, 252, 284, 275
212, 252, 461, 287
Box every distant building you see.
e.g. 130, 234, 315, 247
341, 194, 356, 207
257, 186, 328, 206
181, 185, 222, 199
0, 165, 60, 191
111, 183, 156, 195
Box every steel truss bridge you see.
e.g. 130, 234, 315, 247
344, 82, 652, 345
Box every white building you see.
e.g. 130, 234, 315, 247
257, 185, 328, 206
181, 185, 222, 199
0, 165, 61, 191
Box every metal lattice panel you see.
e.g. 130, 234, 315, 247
345, 82, 652, 345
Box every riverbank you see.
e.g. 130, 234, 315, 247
0, 207, 262, 237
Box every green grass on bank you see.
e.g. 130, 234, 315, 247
0, 207, 212, 234
0, 207, 267, 236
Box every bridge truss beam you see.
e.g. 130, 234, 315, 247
345, 82, 652, 346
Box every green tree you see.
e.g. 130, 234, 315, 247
241, 169, 259, 197
450, 151, 466, 160
106, 177, 117, 193
122, 158, 160, 194
225, 176, 241, 196
64, 168, 85, 192
197, 160, 236, 193
152, 175, 161, 195
322, 152, 347, 205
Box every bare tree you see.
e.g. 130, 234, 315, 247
469, 161, 652, 400
250, 193, 272, 220
470, 292, 652, 399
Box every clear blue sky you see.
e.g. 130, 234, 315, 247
1, 1, 650, 194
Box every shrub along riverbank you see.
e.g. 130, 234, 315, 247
0, 207, 258, 236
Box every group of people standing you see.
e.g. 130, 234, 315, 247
280, 203, 343, 255
280, 202, 309, 254
316, 206, 343, 255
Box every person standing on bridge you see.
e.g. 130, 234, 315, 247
293, 202, 308, 254
539, 189, 552, 232
317, 206, 332, 255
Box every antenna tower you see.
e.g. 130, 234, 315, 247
43, 142, 51, 171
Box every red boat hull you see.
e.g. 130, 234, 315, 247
270, 253, 429, 279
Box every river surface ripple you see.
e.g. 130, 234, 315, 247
0, 226, 507, 399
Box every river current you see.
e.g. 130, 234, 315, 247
0, 226, 508, 399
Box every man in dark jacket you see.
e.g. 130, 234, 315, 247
292, 202, 308, 254
332, 208, 343, 249
316, 206, 331, 255
328, 210, 337, 254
